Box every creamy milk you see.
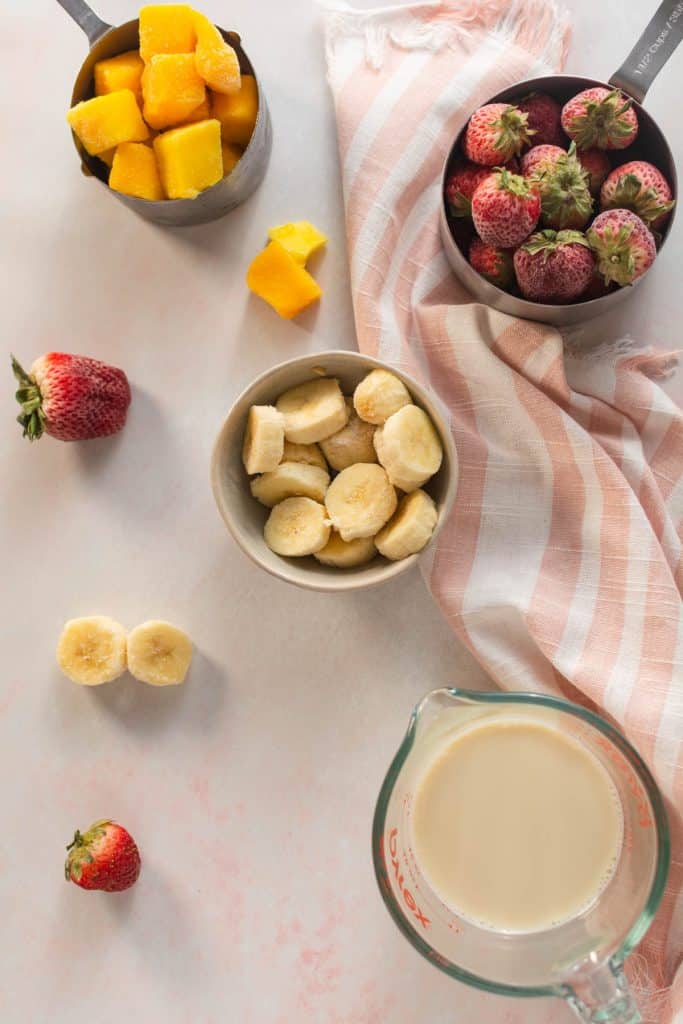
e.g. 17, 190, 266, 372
412, 718, 623, 932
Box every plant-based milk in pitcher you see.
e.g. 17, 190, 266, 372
412, 719, 624, 932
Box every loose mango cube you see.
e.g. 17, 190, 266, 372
139, 4, 197, 62
109, 142, 163, 200
153, 119, 223, 199
247, 242, 322, 320
67, 90, 149, 156
94, 50, 144, 103
268, 222, 328, 265
221, 141, 242, 176
142, 53, 206, 130
183, 94, 211, 124
193, 13, 241, 95
211, 75, 258, 146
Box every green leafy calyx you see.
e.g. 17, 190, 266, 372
491, 105, 535, 158
587, 222, 637, 286
567, 89, 633, 149
11, 355, 46, 442
602, 172, 675, 225
522, 229, 590, 260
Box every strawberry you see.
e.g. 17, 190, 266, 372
445, 162, 492, 218
11, 352, 131, 442
600, 160, 674, 230
517, 92, 564, 146
468, 237, 514, 290
576, 148, 611, 195
513, 229, 595, 303
471, 168, 541, 248
587, 209, 656, 287
561, 88, 638, 150
531, 143, 593, 230
65, 819, 140, 892
463, 103, 534, 166
520, 144, 565, 179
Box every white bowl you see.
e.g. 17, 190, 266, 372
210, 351, 458, 592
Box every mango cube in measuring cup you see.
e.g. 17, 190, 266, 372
268, 222, 327, 265
67, 90, 149, 156
247, 242, 322, 320
193, 12, 241, 95
183, 95, 212, 125
142, 54, 206, 131
154, 119, 223, 199
109, 143, 163, 201
221, 142, 243, 176
211, 75, 258, 146
94, 50, 145, 103
139, 4, 197, 62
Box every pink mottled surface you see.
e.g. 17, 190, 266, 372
0, 2, 682, 1023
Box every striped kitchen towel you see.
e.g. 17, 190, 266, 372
323, 1, 683, 1021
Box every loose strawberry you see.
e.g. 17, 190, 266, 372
587, 209, 656, 287
463, 103, 534, 166
600, 160, 674, 229
445, 162, 492, 218
517, 92, 564, 146
520, 144, 565, 179
11, 352, 131, 442
471, 168, 541, 248
576, 148, 611, 195
513, 229, 595, 303
531, 143, 594, 230
561, 88, 638, 150
468, 237, 514, 290
65, 819, 141, 892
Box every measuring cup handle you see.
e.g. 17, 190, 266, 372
609, 0, 683, 103
566, 961, 641, 1024
56, 0, 111, 47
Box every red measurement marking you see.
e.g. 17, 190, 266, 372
388, 829, 430, 930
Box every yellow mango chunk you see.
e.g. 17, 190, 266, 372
211, 75, 258, 146
247, 242, 322, 320
183, 94, 211, 124
268, 222, 328, 265
67, 90, 149, 156
154, 118, 223, 199
193, 13, 241, 95
109, 142, 163, 200
221, 141, 242, 176
94, 50, 144, 103
139, 4, 197, 62
142, 53, 206, 130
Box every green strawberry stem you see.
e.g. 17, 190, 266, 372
568, 89, 633, 149
11, 355, 46, 442
493, 106, 534, 157
604, 173, 675, 225
587, 223, 636, 287
522, 229, 590, 261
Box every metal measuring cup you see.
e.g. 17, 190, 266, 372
58, 0, 272, 227
439, 1, 683, 325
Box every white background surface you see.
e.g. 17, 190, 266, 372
1, 2, 681, 1022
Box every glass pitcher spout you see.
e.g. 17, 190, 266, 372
566, 960, 641, 1024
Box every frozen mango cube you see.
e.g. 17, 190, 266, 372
247, 242, 322, 320
268, 222, 327, 265
141, 53, 206, 130
183, 94, 211, 124
193, 13, 241, 95
211, 75, 257, 146
94, 50, 144, 103
221, 141, 242, 176
98, 147, 117, 167
139, 4, 197, 62
67, 90, 149, 156
109, 142, 163, 200
154, 119, 223, 199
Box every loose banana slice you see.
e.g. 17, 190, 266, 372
264, 497, 331, 556
56, 616, 128, 686
276, 378, 348, 444
320, 398, 377, 471
353, 369, 412, 425
314, 531, 377, 568
374, 405, 443, 492
281, 440, 328, 471
242, 405, 285, 475
250, 461, 330, 507
127, 620, 193, 686
375, 489, 438, 561
325, 463, 397, 541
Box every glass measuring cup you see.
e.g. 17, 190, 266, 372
372, 690, 670, 1024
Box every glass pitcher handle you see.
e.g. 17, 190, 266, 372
566, 961, 641, 1024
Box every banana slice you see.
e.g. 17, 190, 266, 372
320, 398, 377, 471
374, 405, 443, 492
127, 620, 193, 686
276, 378, 349, 444
56, 616, 128, 686
325, 463, 397, 541
264, 497, 331, 556
281, 440, 328, 470
314, 531, 377, 568
353, 369, 412, 425
250, 461, 330, 507
375, 489, 438, 560
242, 405, 285, 475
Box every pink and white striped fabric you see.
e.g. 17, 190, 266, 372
323, 1, 683, 1021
